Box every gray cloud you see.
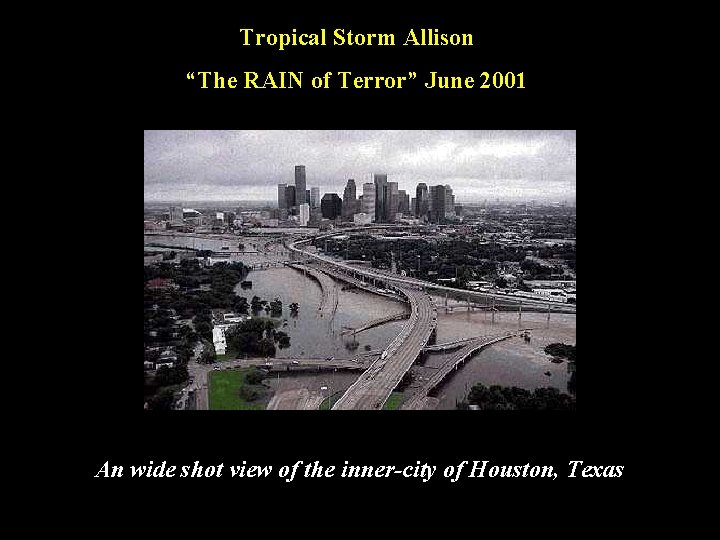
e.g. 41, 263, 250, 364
144, 130, 575, 202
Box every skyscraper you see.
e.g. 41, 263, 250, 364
310, 187, 320, 208
321, 193, 342, 220
444, 185, 455, 218
429, 185, 446, 223
415, 183, 429, 219
278, 184, 287, 209
374, 174, 387, 223
285, 185, 296, 209
342, 178, 357, 219
398, 189, 410, 215
295, 165, 306, 206
362, 182, 375, 221
387, 182, 399, 221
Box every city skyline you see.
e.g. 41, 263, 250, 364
144, 130, 576, 203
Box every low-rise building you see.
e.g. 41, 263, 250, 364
212, 326, 227, 355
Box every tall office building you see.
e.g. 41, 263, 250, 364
295, 165, 306, 206
444, 185, 455, 218
410, 197, 417, 216
278, 184, 287, 209
387, 182, 399, 221
362, 182, 375, 221
398, 189, 410, 215
374, 174, 387, 223
429, 185, 446, 223
416, 183, 429, 219
321, 193, 342, 220
342, 178, 357, 219
285, 185, 296, 209
298, 203, 310, 226
310, 187, 320, 208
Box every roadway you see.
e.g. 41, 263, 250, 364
288, 237, 576, 314
288, 263, 340, 326
400, 332, 518, 410
332, 284, 437, 410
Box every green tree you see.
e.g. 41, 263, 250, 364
245, 368, 266, 385
199, 342, 217, 364
147, 387, 177, 410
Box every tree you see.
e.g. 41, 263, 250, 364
276, 331, 291, 349
154, 365, 189, 386
251, 296, 265, 312
199, 342, 217, 364
147, 387, 177, 410
258, 338, 276, 357
238, 386, 259, 402
245, 368, 266, 385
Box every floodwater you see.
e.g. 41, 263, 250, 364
143, 234, 289, 265
417, 309, 576, 409
238, 266, 407, 360
145, 234, 576, 409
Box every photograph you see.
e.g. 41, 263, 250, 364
143, 130, 576, 411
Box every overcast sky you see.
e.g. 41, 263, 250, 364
144, 130, 575, 203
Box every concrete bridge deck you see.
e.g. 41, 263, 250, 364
401, 332, 519, 410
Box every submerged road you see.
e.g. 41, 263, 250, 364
289, 263, 339, 328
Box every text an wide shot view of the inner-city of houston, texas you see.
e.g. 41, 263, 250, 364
144, 167, 576, 411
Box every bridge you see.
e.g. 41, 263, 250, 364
246, 261, 291, 270
286, 236, 572, 409
340, 312, 408, 336
332, 283, 437, 410
287, 237, 575, 314
225, 356, 377, 372
422, 336, 480, 352
400, 332, 519, 410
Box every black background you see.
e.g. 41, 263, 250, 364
75, 8, 643, 507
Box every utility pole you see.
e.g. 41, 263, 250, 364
518, 300, 522, 328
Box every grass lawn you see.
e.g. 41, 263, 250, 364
208, 369, 268, 410
382, 392, 404, 410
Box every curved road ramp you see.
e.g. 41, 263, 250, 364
332, 284, 437, 410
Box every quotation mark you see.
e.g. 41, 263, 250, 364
408, 72, 416, 79
187, 72, 195, 80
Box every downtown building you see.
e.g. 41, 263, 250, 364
310, 187, 320, 209
321, 193, 342, 220
362, 182, 375, 221
295, 165, 307, 206
415, 183, 429, 220
374, 174, 388, 223
342, 178, 358, 220
429, 185, 446, 223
